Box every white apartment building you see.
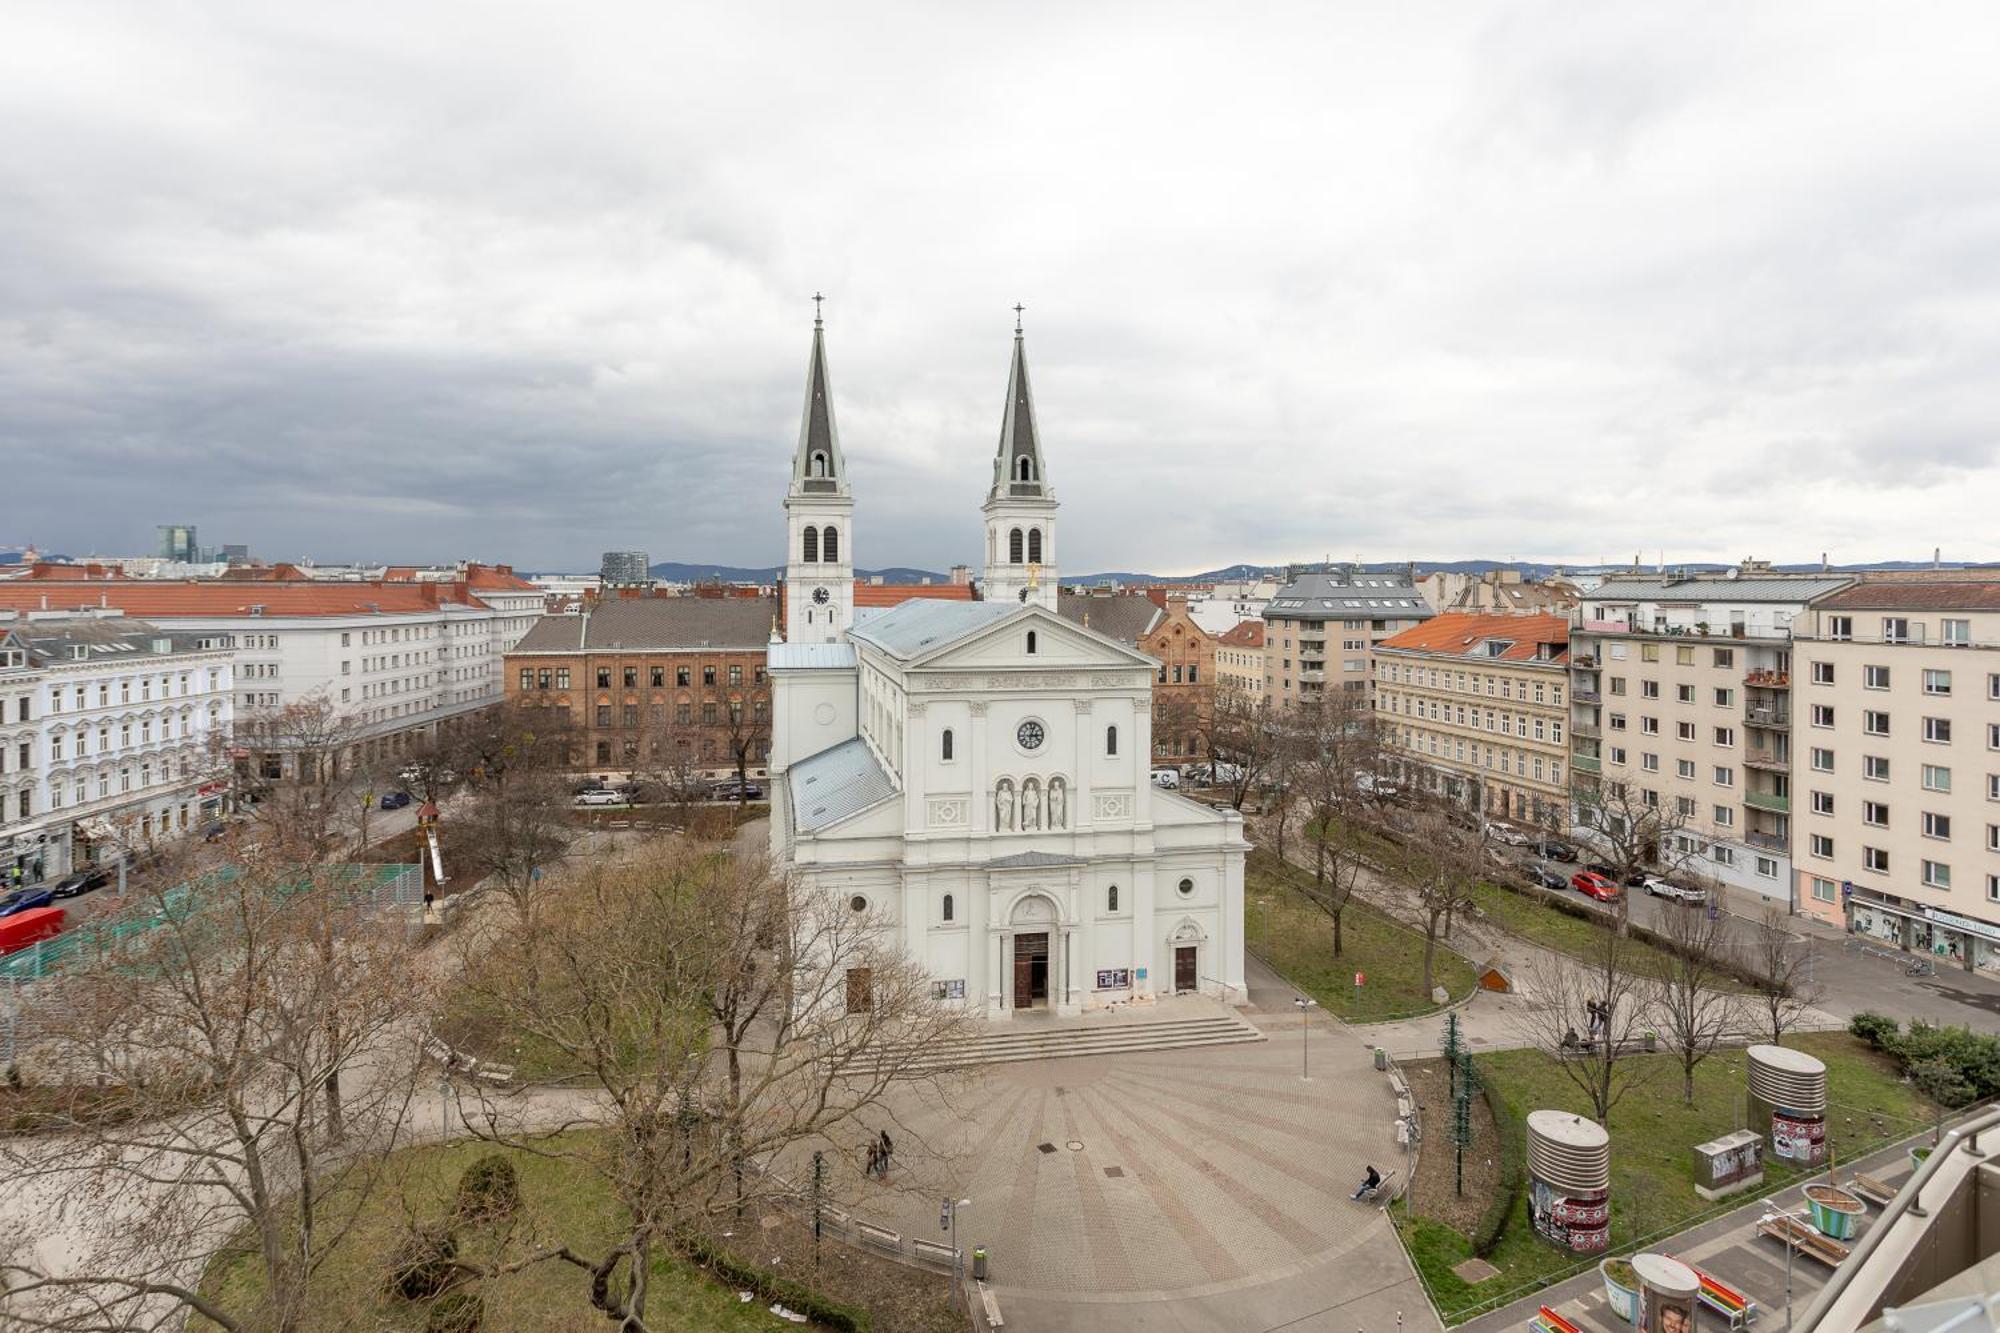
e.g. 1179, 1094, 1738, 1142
1261, 563, 1433, 708
1, 612, 234, 885
1568, 570, 1854, 903
1791, 581, 2000, 974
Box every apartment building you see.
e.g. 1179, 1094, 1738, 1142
1215, 619, 1266, 702
1567, 571, 1852, 902
1140, 597, 1217, 766
1, 613, 234, 884
1261, 563, 1432, 707
1375, 613, 1571, 824
1790, 582, 2000, 974
504, 597, 776, 778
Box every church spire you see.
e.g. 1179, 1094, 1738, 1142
791, 294, 847, 497
989, 310, 1049, 502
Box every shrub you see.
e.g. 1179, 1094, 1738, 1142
426, 1289, 483, 1333
674, 1229, 873, 1333
1897, 1022, 2000, 1101
1470, 1071, 1523, 1257
452, 1154, 522, 1223
1848, 1012, 1900, 1049
386, 1224, 460, 1302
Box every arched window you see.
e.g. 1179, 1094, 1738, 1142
942, 893, 954, 923
1009, 527, 1024, 564
822, 526, 838, 563
1026, 630, 1038, 655
1106, 724, 1118, 756
1017, 456, 1033, 482
1108, 884, 1119, 912
802, 526, 818, 563
810, 450, 828, 478
1027, 528, 1043, 564
941, 728, 954, 761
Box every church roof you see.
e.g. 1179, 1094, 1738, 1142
1056, 592, 1162, 645
790, 316, 848, 497
767, 642, 856, 670
788, 737, 897, 833
988, 328, 1050, 502
847, 599, 1017, 660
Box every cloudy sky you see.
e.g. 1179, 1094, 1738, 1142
6, 3, 1999, 575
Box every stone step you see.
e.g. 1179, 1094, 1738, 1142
856, 1013, 1264, 1074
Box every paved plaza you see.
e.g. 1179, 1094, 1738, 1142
813, 996, 1437, 1333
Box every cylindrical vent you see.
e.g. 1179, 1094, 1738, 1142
1526, 1110, 1611, 1194
1747, 1044, 1827, 1113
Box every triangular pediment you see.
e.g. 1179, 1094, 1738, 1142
908, 604, 1155, 673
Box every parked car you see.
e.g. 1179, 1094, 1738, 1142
1535, 839, 1578, 862
1570, 871, 1622, 902
1150, 768, 1181, 790
380, 790, 413, 811
1485, 823, 1533, 847
711, 778, 764, 800
1526, 864, 1570, 891
574, 789, 623, 807
1642, 876, 1708, 904
51, 867, 111, 899
1354, 772, 1400, 799
1585, 861, 1648, 888
0, 887, 57, 917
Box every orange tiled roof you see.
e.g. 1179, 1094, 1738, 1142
13, 562, 128, 580
1377, 611, 1569, 662
1219, 619, 1265, 647
463, 563, 537, 591
0, 581, 483, 618
853, 583, 976, 608
216, 562, 309, 581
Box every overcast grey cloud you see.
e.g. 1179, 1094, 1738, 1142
5, 2, 1999, 573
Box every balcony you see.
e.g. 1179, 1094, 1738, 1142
1744, 749, 1790, 773
1571, 656, 1599, 671
1571, 720, 1601, 739
1573, 687, 1602, 704
1746, 830, 1787, 852
1745, 669, 1791, 690
1745, 705, 1791, 728
1298, 668, 1325, 683
1744, 790, 1791, 815
1571, 753, 1601, 774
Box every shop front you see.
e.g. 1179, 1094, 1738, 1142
1848, 887, 2000, 975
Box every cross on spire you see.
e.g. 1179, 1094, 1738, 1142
1013, 302, 1025, 333
813, 291, 825, 327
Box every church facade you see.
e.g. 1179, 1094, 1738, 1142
767, 313, 1248, 1018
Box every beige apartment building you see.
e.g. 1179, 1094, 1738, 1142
1261, 563, 1431, 708
1215, 619, 1265, 702
1374, 613, 1571, 825
1789, 581, 2000, 975
1568, 571, 1852, 903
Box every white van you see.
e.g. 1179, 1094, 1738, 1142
1150, 768, 1181, 789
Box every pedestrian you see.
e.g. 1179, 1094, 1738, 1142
866, 1143, 880, 1178
879, 1128, 894, 1173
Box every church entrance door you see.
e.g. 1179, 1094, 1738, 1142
1014, 933, 1050, 1009
1174, 946, 1197, 994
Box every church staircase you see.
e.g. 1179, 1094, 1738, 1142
850, 1009, 1264, 1075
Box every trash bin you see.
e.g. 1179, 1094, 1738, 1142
972, 1247, 988, 1281
1374, 1047, 1388, 1072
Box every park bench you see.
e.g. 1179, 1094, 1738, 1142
1757, 1214, 1849, 1267
855, 1221, 901, 1255
1671, 1256, 1759, 1328
1528, 1305, 1583, 1333
1851, 1173, 1898, 1207
977, 1281, 1004, 1328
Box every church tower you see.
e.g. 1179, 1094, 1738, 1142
784, 302, 855, 643
981, 313, 1058, 611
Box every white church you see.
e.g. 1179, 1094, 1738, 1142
767, 311, 1248, 1019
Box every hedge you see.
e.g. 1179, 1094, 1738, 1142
673, 1228, 874, 1333
1470, 1066, 1524, 1257
1848, 1012, 2000, 1104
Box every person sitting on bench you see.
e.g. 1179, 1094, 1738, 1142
1352, 1164, 1383, 1199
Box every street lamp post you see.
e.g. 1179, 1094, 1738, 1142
1760, 1204, 1807, 1333
943, 1197, 972, 1309
1294, 996, 1317, 1080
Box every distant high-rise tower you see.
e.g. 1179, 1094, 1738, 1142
600, 550, 652, 587
981, 315, 1058, 611
157, 524, 200, 562
783, 302, 854, 643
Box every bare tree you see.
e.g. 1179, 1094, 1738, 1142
427, 703, 576, 904
1285, 690, 1383, 888
1651, 898, 1748, 1103
1515, 921, 1655, 1123
1568, 776, 1702, 891
229, 691, 368, 863
444, 839, 969, 1331
0, 855, 432, 1332
720, 691, 771, 804
1400, 809, 1484, 1000
1206, 692, 1277, 811
1746, 904, 1824, 1045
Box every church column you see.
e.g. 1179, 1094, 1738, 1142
969, 701, 989, 834
988, 925, 1007, 1018
1072, 698, 1093, 830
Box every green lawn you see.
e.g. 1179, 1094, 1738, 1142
1401, 1032, 1937, 1323
1461, 879, 1693, 981
1248, 851, 1477, 1020
197, 1138, 784, 1333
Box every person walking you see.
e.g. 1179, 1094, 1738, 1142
878, 1129, 894, 1175
866, 1142, 880, 1179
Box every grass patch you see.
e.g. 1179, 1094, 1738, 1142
1460, 880, 1691, 981
1398, 1032, 1937, 1322
196, 1138, 782, 1333
1248, 851, 1477, 1020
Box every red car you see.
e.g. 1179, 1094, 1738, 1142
1570, 871, 1622, 902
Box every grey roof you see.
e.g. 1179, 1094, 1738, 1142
989, 331, 1050, 501
766, 642, 857, 670
510, 597, 776, 654
847, 599, 1017, 660
1261, 569, 1433, 623
1057, 592, 1162, 645
1585, 576, 1853, 605
986, 850, 1086, 869
0, 615, 217, 665
790, 319, 848, 496
789, 737, 897, 833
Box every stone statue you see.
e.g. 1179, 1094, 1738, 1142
994, 780, 1014, 831
1021, 778, 1041, 831
1048, 778, 1067, 829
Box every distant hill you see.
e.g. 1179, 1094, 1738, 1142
648, 561, 954, 585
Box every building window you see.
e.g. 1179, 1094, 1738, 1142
1677, 759, 1696, 779
1923, 717, 1952, 744
1863, 711, 1889, 737
1922, 860, 1951, 890
1863, 846, 1889, 873
596, 667, 611, 688
1922, 811, 1951, 840
1756, 856, 1778, 878
802, 526, 819, 563
1177, 877, 1194, 898
1009, 527, 1024, 564
1810, 834, 1833, 859
1108, 884, 1118, 911
1863, 800, 1887, 826
1864, 665, 1891, 690
1923, 669, 1952, 696
1812, 791, 1835, 815
845, 968, 872, 1014
1106, 724, 1118, 756
1923, 764, 1952, 793
1714, 766, 1734, 787
941, 729, 954, 762
1811, 875, 1837, 902
1026, 631, 1037, 655
1714, 804, 1735, 826
651, 666, 665, 687
941, 893, 954, 923
1027, 528, 1043, 564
